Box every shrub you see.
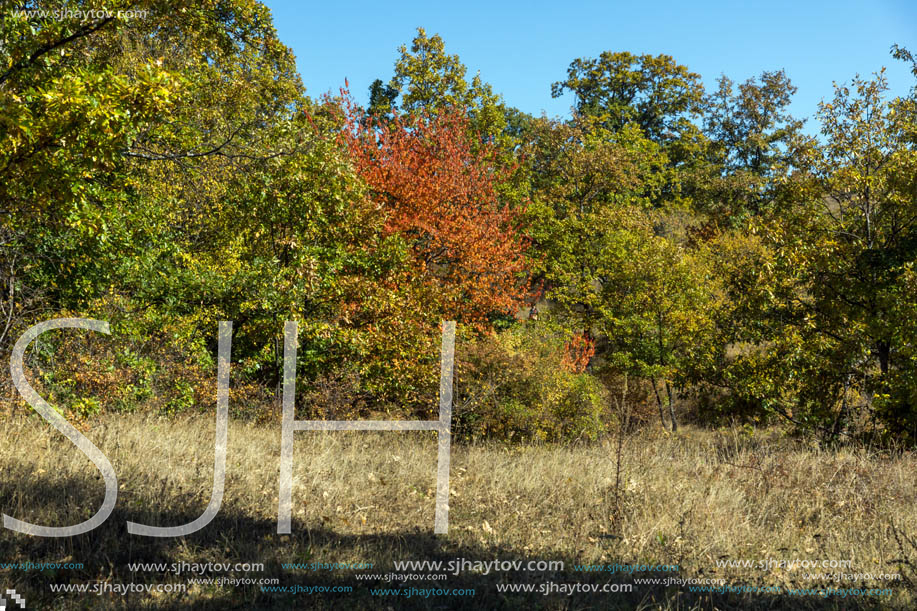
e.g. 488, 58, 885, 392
453, 323, 610, 442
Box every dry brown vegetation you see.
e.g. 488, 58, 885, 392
1, 411, 915, 609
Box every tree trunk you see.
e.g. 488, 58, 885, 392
831, 374, 851, 440
665, 380, 678, 432
651, 378, 667, 431
876, 341, 890, 376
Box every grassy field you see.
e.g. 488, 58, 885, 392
1, 411, 915, 609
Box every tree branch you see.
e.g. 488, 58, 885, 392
0, 17, 115, 86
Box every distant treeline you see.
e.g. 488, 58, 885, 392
3, 2, 917, 445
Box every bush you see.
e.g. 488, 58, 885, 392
453, 323, 610, 442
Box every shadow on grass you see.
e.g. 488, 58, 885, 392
0, 461, 897, 610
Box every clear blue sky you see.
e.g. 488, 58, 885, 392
264, 0, 916, 131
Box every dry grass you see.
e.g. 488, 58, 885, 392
1, 412, 915, 609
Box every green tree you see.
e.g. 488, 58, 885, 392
551, 51, 710, 213
385, 27, 507, 138
719, 60, 917, 441
551, 51, 705, 146
367, 78, 398, 119
0, 0, 426, 415
523, 115, 715, 430
699, 70, 810, 224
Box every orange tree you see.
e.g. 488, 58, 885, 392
338, 96, 531, 329
329, 97, 532, 416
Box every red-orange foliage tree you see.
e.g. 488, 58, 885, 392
562, 333, 596, 374
339, 96, 531, 327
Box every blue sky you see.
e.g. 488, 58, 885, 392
264, 0, 916, 132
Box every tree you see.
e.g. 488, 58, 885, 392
0, 0, 418, 415
699, 70, 810, 224
551, 51, 705, 146
721, 60, 917, 441
523, 115, 715, 431
550, 51, 710, 213
594, 228, 716, 432
367, 78, 398, 119
340, 99, 530, 327
385, 27, 508, 139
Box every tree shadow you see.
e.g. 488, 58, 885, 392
0, 460, 896, 610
